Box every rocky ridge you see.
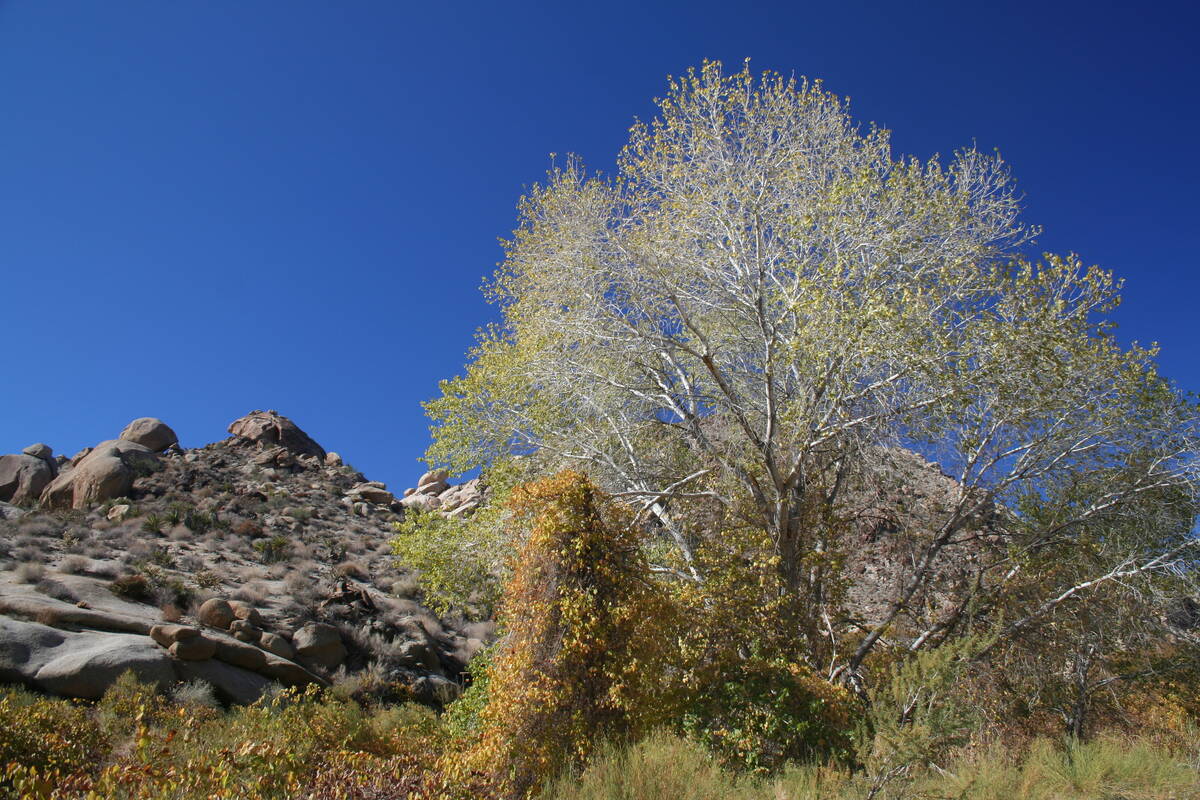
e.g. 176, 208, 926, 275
0, 411, 490, 707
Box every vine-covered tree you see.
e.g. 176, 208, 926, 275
426, 60, 1199, 683
451, 471, 672, 799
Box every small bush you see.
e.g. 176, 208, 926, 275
59, 555, 91, 575
142, 545, 176, 569
334, 560, 370, 581
286, 506, 314, 522
389, 573, 421, 598
193, 569, 221, 589
110, 573, 152, 601
14, 561, 45, 583
252, 534, 290, 563
96, 670, 171, 737
35, 578, 79, 603
679, 658, 856, 773
0, 686, 105, 780
541, 730, 764, 800
170, 680, 221, 710
164, 502, 191, 527
233, 519, 264, 537
184, 509, 215, 534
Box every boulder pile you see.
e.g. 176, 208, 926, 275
0, 411, 492, 708
399, 470, 484, 517
0, 418, 178, 511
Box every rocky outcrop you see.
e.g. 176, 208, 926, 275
227, 410, 325, 460
400, 470, 484, 516
21, 444, 56, 472
0, 602, 327, 704
400, 492, 441, 512
0, 454, 54, 506
119, 418, 179, 452
292, 622, 347, 670
40, 440, 159, 510
37, 634, 176, 699
0, 616, 175, 700
0, 583, 328, 703
0, 409, 488, 709
169, 636, 217, 661
0, 594, 153, 635
439, 478, 483, 517
347, 482, 395, 506
31, 420, 171, 510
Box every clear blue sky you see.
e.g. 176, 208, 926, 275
2, 1, 1197, 491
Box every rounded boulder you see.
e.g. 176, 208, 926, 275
292, 623, 346, 670
197, 598, 235, 630
119, 418, 179, 452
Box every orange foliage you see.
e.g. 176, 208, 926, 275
448, 470, 674, 799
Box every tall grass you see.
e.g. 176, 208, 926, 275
931, 735, 1200, 800
541, 730, 1200, 800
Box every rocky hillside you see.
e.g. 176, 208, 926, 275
0, 411, 490, 708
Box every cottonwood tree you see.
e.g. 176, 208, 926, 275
427, 61, 1200, 682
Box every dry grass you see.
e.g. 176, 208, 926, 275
35, 578, 79, 603
232, 583, 268, 605
59, 555, 92, 575
334, 560, 370, 581
388, 573, 421, 598
541, 731, 1200, 800
14, 561, 45, 583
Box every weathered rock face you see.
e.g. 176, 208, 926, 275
33, 423, 170, 510
347, 482, 395, 506
259, 632, 295, 660
39, 440, 159, 510
21, 444, 55, 472
169, 637, 217, 661
0, 454, 54, 506
0, 616, 177, 701
119, 418, 179, 452
292, 622, 346, 669
439, 478, 483, 516
400, 492, 441, 512
416, 469, 450, 495
400, 470, 483, 517
149, 624, 201, 647
227, 410, 326, 460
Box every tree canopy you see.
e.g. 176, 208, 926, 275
426, 60, 1199, 684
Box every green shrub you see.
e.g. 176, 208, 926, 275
252, 534, 290, 563
193, 569, 221, 589
0, 687, 105, 782
184, 509, 215, 533
109, 573, 152, 601
164, 502, 191, 527
678, 657, 856, 774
